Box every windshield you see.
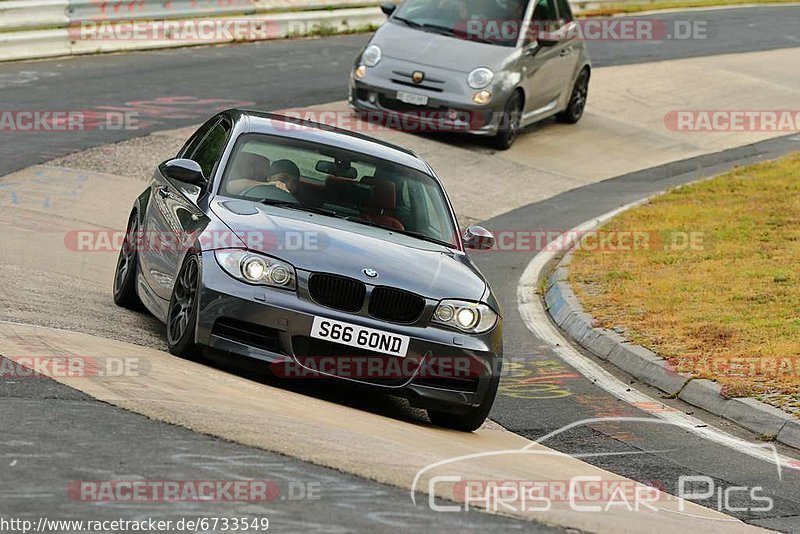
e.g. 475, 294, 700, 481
393, 0, 530, 47
219, 133, 459, 248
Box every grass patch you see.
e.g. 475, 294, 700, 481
569, 153, 800, 399
578, 0, 798, 16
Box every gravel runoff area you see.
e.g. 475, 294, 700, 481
52, 127, 195, 180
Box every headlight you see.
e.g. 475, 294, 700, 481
467, 67, 493, 89
432, 300, 497, 333
362, 45, 382, 67
215, 250, 296, 290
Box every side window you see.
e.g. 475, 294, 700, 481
532, 0, 558, 22
188, 119, 231, 179
556, 0, 573, 21
179, 119, 215, 158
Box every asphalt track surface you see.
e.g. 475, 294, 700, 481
2, 5, 800, 532
0, 5, 799, 175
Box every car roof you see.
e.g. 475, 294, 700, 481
225, 109, 433, 176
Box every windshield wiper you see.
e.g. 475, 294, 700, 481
419, 23, 458, 36
344, 216, 454, 248
261, 200, 342, 219
413, 22, 497, 44
392, 16, 422, 29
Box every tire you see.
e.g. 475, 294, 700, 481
113, 211, 143, 309
491, 92, 523, 151
166, 253, 202, 358
427, 372, 500, 432
556, 68, 589, 124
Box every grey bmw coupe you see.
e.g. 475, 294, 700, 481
113, 109, 502, 431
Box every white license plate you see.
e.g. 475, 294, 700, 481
310, 317, 410, 358
396, 90, 428, 106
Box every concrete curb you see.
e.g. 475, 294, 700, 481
545, 246, 800, 450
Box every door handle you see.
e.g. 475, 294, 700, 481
560, 48, 571, 57
157, 186, 170, 199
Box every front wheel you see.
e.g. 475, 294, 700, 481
167, 253, 202, 359
427, 373, 500, 432
557, 69, 589, 124
491, 92, 523, 151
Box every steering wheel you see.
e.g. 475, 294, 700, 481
242, 184, 298, 203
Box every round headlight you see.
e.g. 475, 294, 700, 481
269, 265, 291, 286
362, 45, 382, 67
242, 256, 266, 282
456, 307, 479, 329
434, 304, 455, 323
467, 67, 494, 89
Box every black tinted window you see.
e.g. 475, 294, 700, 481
189, 120, 230, 178
532, 0, 558, 21
180, 119, 214, 158
556, 0, 573, 20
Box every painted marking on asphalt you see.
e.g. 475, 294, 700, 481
516, 200, 799, 476
498, 359, 577, 399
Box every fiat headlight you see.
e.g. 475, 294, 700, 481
362, 44, 382, 67
215, 250, 296, 290
432, 300, 498, 333
467, 67, 494, 89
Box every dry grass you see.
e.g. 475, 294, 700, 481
569, 153, 800, 400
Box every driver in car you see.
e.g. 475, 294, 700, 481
268, 159, 301, 195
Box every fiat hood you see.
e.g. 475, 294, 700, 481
370, 21, 513, 73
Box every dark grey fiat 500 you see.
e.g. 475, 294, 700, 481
113, 109, 502, 431
350, 0, 591, 149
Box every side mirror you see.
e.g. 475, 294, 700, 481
537, 35, 561, 47
462, 225, 495, 250
380, 2, 396, 16
162, 158, 207, 186
537, 20, 573, 47
523, 42, 540, 56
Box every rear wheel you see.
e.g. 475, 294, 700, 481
167, 253, 202, 358
427, 373, 500, 432
113, 211, 143, 309
557, 69, 589, 124
491, 92, 523, 151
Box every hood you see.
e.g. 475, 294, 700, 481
371, 21, 513, 73
211, 199, 487, 301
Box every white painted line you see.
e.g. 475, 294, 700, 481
516, 199, 800, 475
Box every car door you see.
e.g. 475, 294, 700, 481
553, 0, 582, 100
140, 117, 230, 302
518, 0, 576, 116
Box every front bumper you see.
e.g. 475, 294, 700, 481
195, 251, 503, 413
348, 60, 505, 136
